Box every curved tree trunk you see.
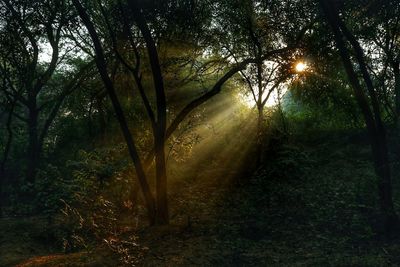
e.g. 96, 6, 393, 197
129, 0, 169, 224
72, 0, 157, 225
320, 0, 399, 237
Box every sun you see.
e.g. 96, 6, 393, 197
295, 62, 307, 72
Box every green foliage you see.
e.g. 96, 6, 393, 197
4, 164, 73, 216
2, 0, 400, 265
34, 165, 75, 216
284, 88, 361, 132
253, 132, 380, 241
264, 143, 314, 181
60, 146, 145, 262
67, 146, 135, 211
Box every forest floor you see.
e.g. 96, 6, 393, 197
2, 129, 400, 266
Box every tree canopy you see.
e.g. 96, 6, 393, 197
2, 0, 400, 265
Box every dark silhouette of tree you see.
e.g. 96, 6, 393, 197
320, 0, 399, 237
0, 0, 93, 183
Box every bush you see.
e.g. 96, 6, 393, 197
58, 147, 146, 265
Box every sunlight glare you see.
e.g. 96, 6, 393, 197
295, 62, 307, 73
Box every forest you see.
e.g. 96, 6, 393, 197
1, 0, 400, 266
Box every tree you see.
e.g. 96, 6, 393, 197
72, 0, 311, 225
0, 0, 92, 183
211, 0, 312, 163
320, 0, 399, 236
358, 1, 400, 129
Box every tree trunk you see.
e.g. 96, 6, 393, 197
393, 61, 400, 129
255, 57, 265, 165
155, 132, 169, 224
96, 97, 107, 143
256, 106, 264, 165
72, 0, 157, 225
26, 104, 40, 184
320, 0, 399, 236
129, 0, 169, 224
